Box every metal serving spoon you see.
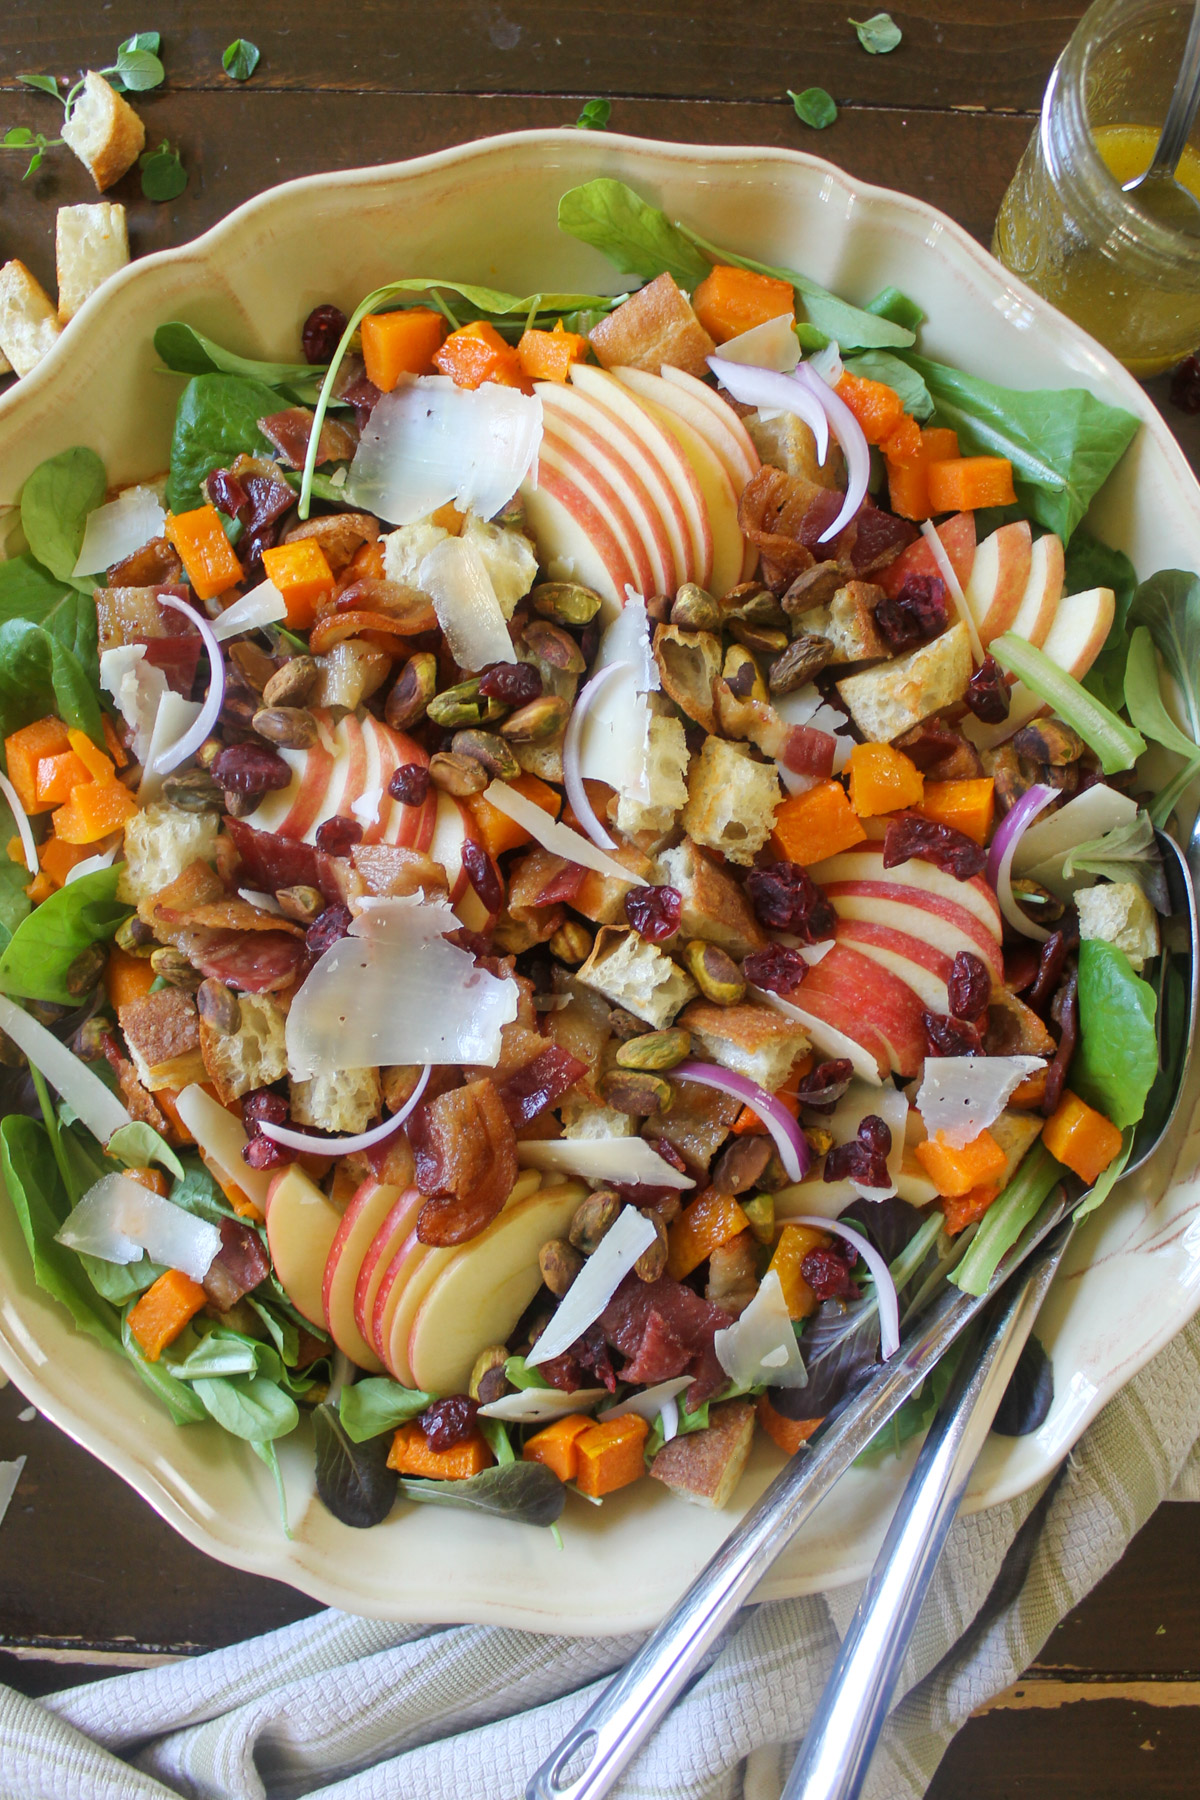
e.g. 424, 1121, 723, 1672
1122, 0, 1200, 234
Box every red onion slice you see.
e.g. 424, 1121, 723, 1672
793, 364, 870, 543
672, 1060, 811, 1183
919, 521, 985, 664
0, 772, 37, 874
562, 659, 631, 850
986, 782, 1057, 943
150, 595, 226, 776
707, 356, 830, 463
260, 1063, 431, 1156
787, 1213, 901, 1359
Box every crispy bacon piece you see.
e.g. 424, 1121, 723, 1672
257, 407, 358, 470
309, 607, 434, 654
140, 634, 203, 696
600, 1272, 731, 1405
495, 1044, 587, 1128
411, 1078, 518, 1245
159, 898, 304, 936
202, 1216, 270, 1310
223, 818, 322, 893
738, 468, 916, 591
106, 536, 184, 588
190, 930, 304, 994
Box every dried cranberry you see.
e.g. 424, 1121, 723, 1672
315, 816, 363, 856
1170, 353, 1200, 415
1027, 928, 1072, 1015
801, 1247, 859, 1302
461, 839, 504, 915
745, 862, 835, 941
964, 655, 1011, 724
445, 926, 492, 959
212, 743, 292, 796
305, 903, 353, 957
742, 944, 807, 995
243, 1134, 294, 1170
625, 884, 682, 944
823, 1114, 892, 1188
882, 815, 987, 881
417, 1395, 479, 1451
340, 377, 382, 429
947, 950, 991, 1023
923, 1011, 983, 1056
572, 1323, 618, 1393
1041, 963, 1079, 1116
873, 575, 947, 654
847, 501, 917, 575
302, 303, 348, 365
206, 468, 249, 520
793, 1057, 854, 1112
242, 1088, 290, 1136
478, 662, 542, 704
389, 763, 431, 807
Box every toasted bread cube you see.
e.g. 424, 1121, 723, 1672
615, 714, 690, 837
589, 273, 716, 380
682, 737, 781, 867
60, 71, 146, 191
289, 1066, 381, 1136
199, 991, 288, 1105
117, 803, 219, 907
0, 260, 62, 377
570, 844, 653, 925
680, 1000, 810, 1090
55, 203, 130, 324
560, 1097, 636, 1139
988, 1108, 1045, 1186
577, 926, 697, 1029
649, 1399, 756, 1509
656, 837, 766, 959
744, 409, 842, 488
118, 989, 206, 1092
836, 622, 973, 744
795, 580, 890, 665
1076, 880, 1159, 972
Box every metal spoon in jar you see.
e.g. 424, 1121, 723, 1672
1122, 0, 1200, 234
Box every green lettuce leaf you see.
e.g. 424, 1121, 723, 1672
0, 865, 128, 1005
1072, 939, 1158, 1130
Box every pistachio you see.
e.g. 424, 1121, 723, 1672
807, 1126, 835, 1159
252, 705, 320, 750
569, 1188, 621, 1255
729, 618, 790, 655
523, 619, 586, 674
161, 768, 225, 813
385, 652, 438, 731
150, 946, 201, 991
616, 1027, 692, 1072
115, 915, 155, 957
684, 939, 747, 1005
196, 737, 224, 769
607, 1007, 646, 1042
531, 580, 603, 627
983, 743, 1035, 815
468, 1344, 510, 1403
634, 1209, 669, 1283
229, 640, 277, 693
670, 583, 721, 631
428, 678, 504, 731
275, 884, 325, 924
262, 655, 318, 709
781, 562, 845, 615
740, 1193, 776, 1246
722, 642, 768, 703
1011, 719, 1086, 766
71, 1016, 110, 1064
645, 593, 672, 626
600, 1069, 673, 1115
499, 695, 570, 742
1011, 878, 1065, 924
428, 751, 489, 797
725, 586, 788, 628
650, 1189, 683, 1226
64, 943, 107, 998
712, 1134, 774, 1195
449, 728, 521, 780
223, 788, 257, 818
548, 919, 594, 964
538, 1237, 584, 1298
769, 632, 835, 694
196, 977, 242, 1035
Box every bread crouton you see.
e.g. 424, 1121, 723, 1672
1076, 880, 1159, 971
679, 1000, 810, 1090
649, 1399, 756, 1508
836, 622, 973, 744
615, 714, 690, 836
984, 988, 1057, 1059
55, 203, 129, 325
656, 838, 766, 958
570, 844, 654, 925
289, 1066, 381, 1136
118, 803, 220, 907
589, 273, 716, 380
198, 988, 288, 1105
794, 580, 890, 665
743, 409, 842, 488
653, 625, 722, 735
682, 737, 781, 867
577, 926, 697, 1029
381, 516, 451, 588
60, 71, 146, 191
459, 515, 538, 618
0, 260, 62, 377
118, 989, 206, 1092
560, 1097, 636, 1139
989, 1108, 1045, 1185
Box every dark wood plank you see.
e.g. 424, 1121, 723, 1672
0, 1, 1083, 112
929, 1690, 1200, 1799
1032, 1503, 1200, 1677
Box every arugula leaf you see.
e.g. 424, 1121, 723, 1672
247, 1295, 300, 1366
0, 866, 127, 1005
857, 1337, 963, 1464
140, 139, 188, 203
557, 179, 711, 288
167, 373, 280, 513
1061, 808, 1171, 913
900, 355, 1140, 541
222, 38, 260, 82
314, 1400, 397, 1526
192, 1370, 299, 1440
166, 1323, 277, 1381
1128, 569, 1200, 742
338, 1376, 435, 1442
399, 1460, 565, 1527
842, 351, 933, 419
107, 1121, 184, 1180
864, 285, 924, 332
789, 87, 838, 128
575, 98, 611, 130
1123, 626, 1199, 765
0, 553, 74, 628
154, 322, 322, 387
850, 12, 902, 53
20, 446, 106, 584
1072, 939, 1158, 1130
120, 1306, 210, 1424
645, 1393, 710, 1460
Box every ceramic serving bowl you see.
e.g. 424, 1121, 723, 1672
2, 131, 1200, 1633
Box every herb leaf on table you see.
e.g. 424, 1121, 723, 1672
575, 98, 611, 130
850, 12, 902, 53
140, 139, 188, 202
789, 87, 839, 128
222, 39, 261, 83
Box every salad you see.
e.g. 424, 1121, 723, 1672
0, 176, 1192, 1537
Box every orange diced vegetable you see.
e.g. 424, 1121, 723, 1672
105, 945, 157, 1011
692, 264, 795, 344
360, 307, 446, 389
884, 425, 961, 520
433, 321, 527, 391
847, 742, 924, 818
757, 1392, 822, 1455
156, 1087, 196, 1146
1009, 1068, 1048, 1111
914, 1128, 1008, 1198
834, 370, 906, 445
387, 1420, 494, 1479
165, 504, 244, 602
522, 1413, 595, 1483
574, 1412, 649, 1498
39, 834, 96, 889
917, 777, 995, 846
731, 1057, 811, 1134
260, 539, 336, 631
102, 714, 129, 768
941, 1179, 1003, 1236
127, 1268, 208, 1361
1042, 1089, 1124, 1184
52, 778, 138, 844
880, 413, 922, 465
123, 1166, 171, 1198
467, 772, 562, 859
344, 537, 387, 584
25, 870, 53, 904
769, 1223, 831, 1320
5, 716, 71, 815
667, 1188, 751, 1281
517, 321, 588, 383
34, 750, 93, 806
770, 778, 867, 866
927, 455, 1017, 514
67, 728, 115, 783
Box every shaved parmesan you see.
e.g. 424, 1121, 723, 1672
173, 1084, 272, 1210
479, 1386, 607, 1423
211, 579, 287, 642
579, 594, 658, 806
137, 691, 203, 802
599, 1375, 692, 1430
1013, 787, 1140, 895
65, 848, 117, 884
56, 1173, 221, 1281
73, 485, 166, 579
714, 1270, 808, 1389
718, 313, 800, 373
239, 887, 282, 914
481, 780, 647, 887
824, 1081, 909, 1198
774, 684, 823, 727
418, 535, 518, 671
346, 375, 543, 527
0, 992, 130, 1148
350, 785, 383, 830
527, 1205, 658, 1367
516, 1135, 694, 1189
285, 893, 518, 1078
916, 1055, 1044, 1149
100, 645, 168, 765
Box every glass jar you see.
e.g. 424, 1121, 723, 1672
993, 0, 1200, 374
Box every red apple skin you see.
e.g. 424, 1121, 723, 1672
878, 512, 976, 600
529, 458, 640, 599
321, 1177, 404, 1373
539, 417, 663, 598
967, 520, 1033, 646
563, 371, 697, 587
822, 880, 1004, 981
371, 1228, 429, 1371
278, 735, 335, 840
354, 1186, 424, 1354
371, 718, 436, 851
792, 941, 930, 1078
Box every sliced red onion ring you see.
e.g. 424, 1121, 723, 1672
672, 1060, 811, 1183
793, 363, 870, 543
150, 595, 226, 776
0, 771, 37, 874
986, 782, 1057, 944
787, 1213, 900, 1359
562, 659, 630, 850
260, 1063, 431, 1156
707, 356, 829, 463
806, 340, 844, 386
919, 520, 985, 664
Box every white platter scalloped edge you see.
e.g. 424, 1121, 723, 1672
2, 130, 1200, 1632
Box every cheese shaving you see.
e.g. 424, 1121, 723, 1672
56, 1172, 221, 1282
579, 593, 658, 805
527, 1205, 658, 1366
346, 375, 543, 526
481, 780, 647, 887
713, 1270, 808, 1389
100, 645, 168, 765
516, 1135, 694, 1190
211, 579, 287, 641
73, 484, 166, 578
137, 691, 203, 802
0, 992, 130, 1149
173, 1083, 274, 1210
916, 1055, 1045, 1149
478, 1387, 607, 1423
418, 535, 518, 672
825, 1081, 910, 1198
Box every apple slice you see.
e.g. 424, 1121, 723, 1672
964, 585, 1116, 752
377, 1238, 447, 1382
660, 364, 761, 483
759, 991, 883, 1087
609, 384, 744, 597
786, 941, 931, 1079
246, 716, 335, 840
407, 1180, 586, 1395
264, 1164, 344, 1328
612, 365, 756, 494
812, 845, 1003, 962
878, 512, 976, 600
370, 716, 438, 853
321, 1178, 405, 1372
833, 919, 951, 1014
830, 892, 1001, 980
1009, 530, 1065, 649
520, 458, 637, 610
964, 521, 1032, 647
429, 788, 491, 931
538, 397, 675, 596
354, 1184, 425, 1356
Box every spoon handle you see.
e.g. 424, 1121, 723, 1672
1150, 0, 1200, 179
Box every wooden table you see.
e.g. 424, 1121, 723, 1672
2, 4, 1200, 1793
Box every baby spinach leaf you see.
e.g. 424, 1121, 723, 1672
314, 1400, 398, 1526
1061, 808, 1171, 913
120, 1306, 209, 1424
1072, 939, 1158, 1130
646, 1393, 710, 1460
83, 1249, 166, 1304
222, 38, 260, 82
192, 1371, 299, 1441
850, 12, 902, 53
167, 373, 280, 513
248, 1295, 300, 1366
338, 1376, 435, 1442
167, 1157, 240, 1225
1123, 626, 1199, 763
155, 322, 321, 386
107, 1121, 184, 1180
1066, 529, 1139, 710
399, 1460, 565, 1527
0, 1114, 121, 1348
252, 1436, 292, 1537
789, 86, 838, 129
992, 1334, 1055, 1436
0, 865, 127, 1005
20, 447, 106, 585
0, 618, 105, 746
0, 554, 73, 627
557, 179, 711, 289
167, 1325, 271, 1381
843, 351, 933, 419
1128, 569, 1200, 743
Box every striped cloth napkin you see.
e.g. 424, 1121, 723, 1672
1, 1304, 1198, 1800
